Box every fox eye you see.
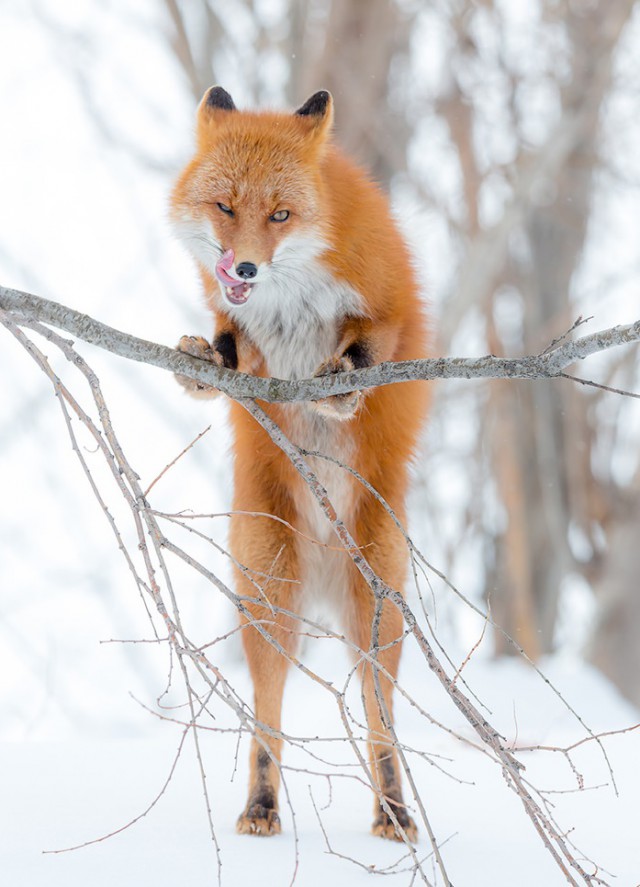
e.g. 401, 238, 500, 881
216, 202, 234, 216
270, 209, 290, 222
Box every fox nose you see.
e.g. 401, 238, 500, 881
236, 262, 258, 280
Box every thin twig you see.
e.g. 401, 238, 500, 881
144, 424, 212, 496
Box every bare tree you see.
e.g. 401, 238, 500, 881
2, 286, 639, 884
407, 0, 640, 666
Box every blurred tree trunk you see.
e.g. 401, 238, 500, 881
164, 0, 223, 101
489, 2, 633, 657
296, 0, 411, 183
588, 468, 640, 707
164, 0, 413, 184
431, 0, 635, 658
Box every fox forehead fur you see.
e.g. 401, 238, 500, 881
171, 92, 332, 271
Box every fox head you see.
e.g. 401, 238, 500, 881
171, 87, 334, 309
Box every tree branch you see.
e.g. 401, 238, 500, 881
1, 285, 639, 401
1, 284, 627, 884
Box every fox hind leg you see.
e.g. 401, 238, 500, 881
345, 551, 417, 842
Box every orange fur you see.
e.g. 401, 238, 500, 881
172, 87, 429, 841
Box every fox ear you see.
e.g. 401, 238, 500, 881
295, 90, 333, 139
197, 86, 236, 143
198, 86, 236, 120
204, 86, 236, 112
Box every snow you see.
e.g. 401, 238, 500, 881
3, 641, 639, 886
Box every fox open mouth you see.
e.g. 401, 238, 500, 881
215, 249, 255, 306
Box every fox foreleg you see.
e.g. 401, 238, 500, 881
312, 350, 363, 419
312, 320, 398, 420
175, 326, 240, 398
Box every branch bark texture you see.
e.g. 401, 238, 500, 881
1, 285, 639, 401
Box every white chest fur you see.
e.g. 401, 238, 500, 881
229, 259, 363, 381
237, 257, 361, 620
227, 253, 361, 536
227, 245, 363, 619
289, 410, 356, 626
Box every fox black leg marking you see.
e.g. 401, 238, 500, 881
213, 331, 238, 370
344, 340, 372, 369
371, 753, 417, 841
237, 748, 281, 835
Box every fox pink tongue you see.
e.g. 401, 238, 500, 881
215, 249, 237, 285
218, 248, 235, 273
215, 249, 253, 305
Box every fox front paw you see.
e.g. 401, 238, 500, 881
236, 804, 281, 836
372, 807, 418, 843
312, 354, 362, 420
175, 335, 222, 398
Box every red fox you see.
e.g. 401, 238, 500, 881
171, 87, 428, 841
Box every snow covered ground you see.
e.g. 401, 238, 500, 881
4, 642, 639, 886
